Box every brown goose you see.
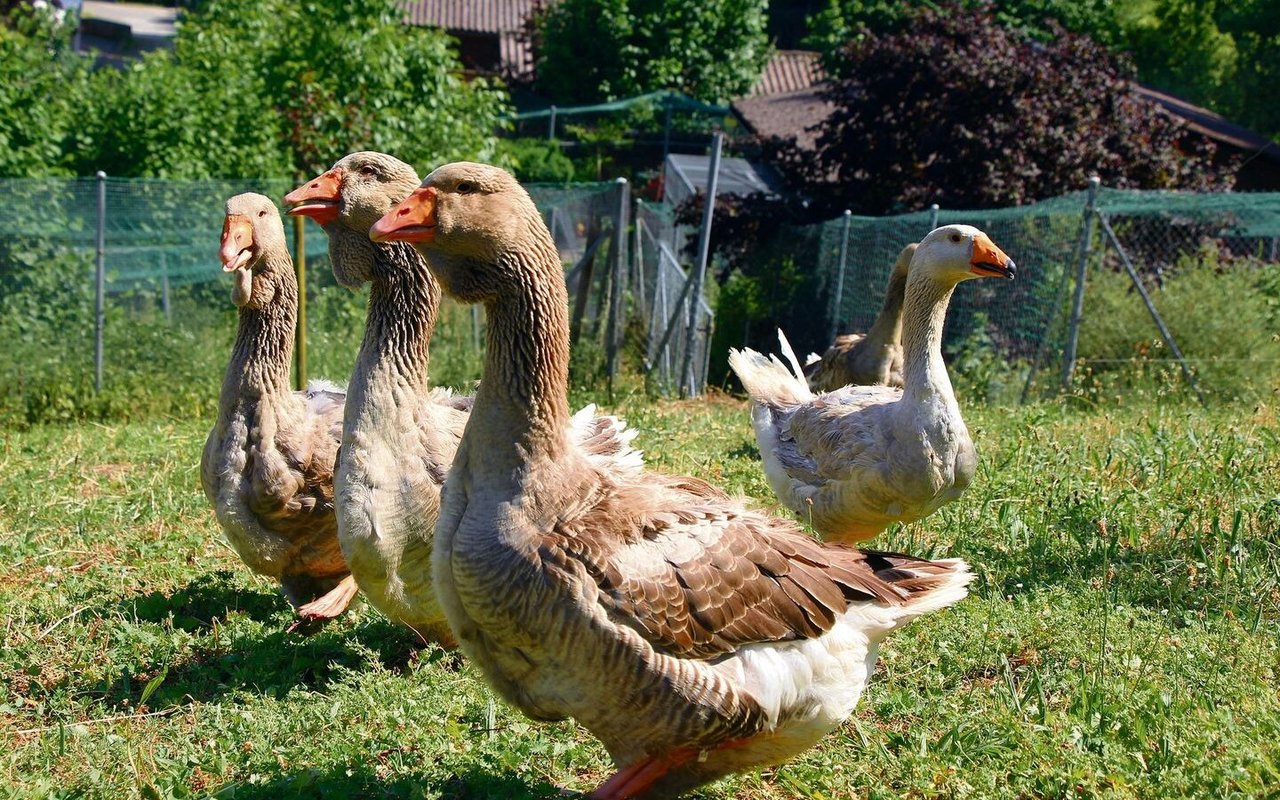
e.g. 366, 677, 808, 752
729, 225, 1015, 544
804, 242, 915, 391
370, 163, 971, 799
200, 193, 355, 624
285, 153, 640, 644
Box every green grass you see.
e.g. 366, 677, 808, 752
2, 396, 1279, 798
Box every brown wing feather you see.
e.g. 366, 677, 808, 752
544, 473, 952, 661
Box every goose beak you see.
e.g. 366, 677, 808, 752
284, 169, 342, 225
220, 214, 254, 272
970, 233, 1016, 279
370, 186, 437, 243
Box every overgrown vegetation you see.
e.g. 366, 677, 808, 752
769, 3, 1227, 216
529, 0, 771, 104
1074, 250, 1280, 404
3, 395, 1278, 797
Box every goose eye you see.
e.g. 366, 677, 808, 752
360, 165, 378, 177
456, 181, 477, 194
949, 233, 962, 243
258, 210, 267, 218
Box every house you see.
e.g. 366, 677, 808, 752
402, 0, 537, 77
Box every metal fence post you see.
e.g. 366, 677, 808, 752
159, 251, 171, 322
1061, 176, 1100, 390
94, 171, 106, 392
293, 215, 307, 391
548, 105, 557, 141
605, 177, 630, 390
829, 209, 852, 341
928, 203, 939, 232
680, 131, 723, 398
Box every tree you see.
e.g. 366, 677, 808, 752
805, 0, 1280, 141
532, 0, 771, 104
780, 4, 1228, 216
102, 0, 511, 179
0, 7, 95, 177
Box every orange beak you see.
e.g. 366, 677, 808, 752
220, 214, 254, 272
284, 169, 342, 225
969, 233, 1016, 279
369, 186, 437, 243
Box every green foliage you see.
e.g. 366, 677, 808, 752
88, 51, 291, 180
496, 138, 577, 183
1075, 251, 1280, 403
807, 0, 1280, 140
170, 0, 510, 177
533, 0, 771, 104
776, 4, 1228, 216
3, 0, 510, 179
0, 9, 95, 177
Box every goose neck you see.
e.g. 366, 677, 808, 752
900, 272, 958, 401
468, 249, 573, 475
221, 255, 297, 406
863, 267, 908, 348
354, 243, 439, 392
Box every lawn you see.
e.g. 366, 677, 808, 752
2, 394, 1279, 799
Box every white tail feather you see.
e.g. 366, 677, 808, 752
776, 329, 806, 383
728, 335, 814, 410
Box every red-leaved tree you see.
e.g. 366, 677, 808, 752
769, 3, 1232, 215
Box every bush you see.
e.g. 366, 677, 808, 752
496, 138, 577, 183
772, 3, 1230, 217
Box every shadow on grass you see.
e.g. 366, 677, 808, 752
49, 571, 463, 708
123, 569, 287, 627
209, 763, 567, 799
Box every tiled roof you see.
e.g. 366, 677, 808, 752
1135, 84, 1280, 163
402, 0, 537, 34
733, 87, 831, 149
747, 50, 823, 97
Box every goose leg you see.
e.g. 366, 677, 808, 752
588, 747, 700, 800
294, 574, 359, 621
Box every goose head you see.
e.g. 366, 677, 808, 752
913, 224, 1016, 284
369, 162, 550, 303
220, 192, 288, 309
285, 151, 422, 289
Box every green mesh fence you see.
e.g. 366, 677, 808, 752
3, 177, 1278, 428
0, 177, 623, 427
717, 188, 1280, 402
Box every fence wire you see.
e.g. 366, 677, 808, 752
0, 177, 626, 426
724, 188, 1280, 402
3, 177, 1278, 428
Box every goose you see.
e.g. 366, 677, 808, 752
729, 225, 1015, 544
804, 242, 915, 391
200, 193, 356, 625
284, 153, 640, 643
369, 162, 971, 799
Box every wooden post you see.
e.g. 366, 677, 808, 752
293, 214, 307, 391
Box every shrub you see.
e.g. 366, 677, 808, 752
1075, 250, 1280, 403
772, 3, 1230, 217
